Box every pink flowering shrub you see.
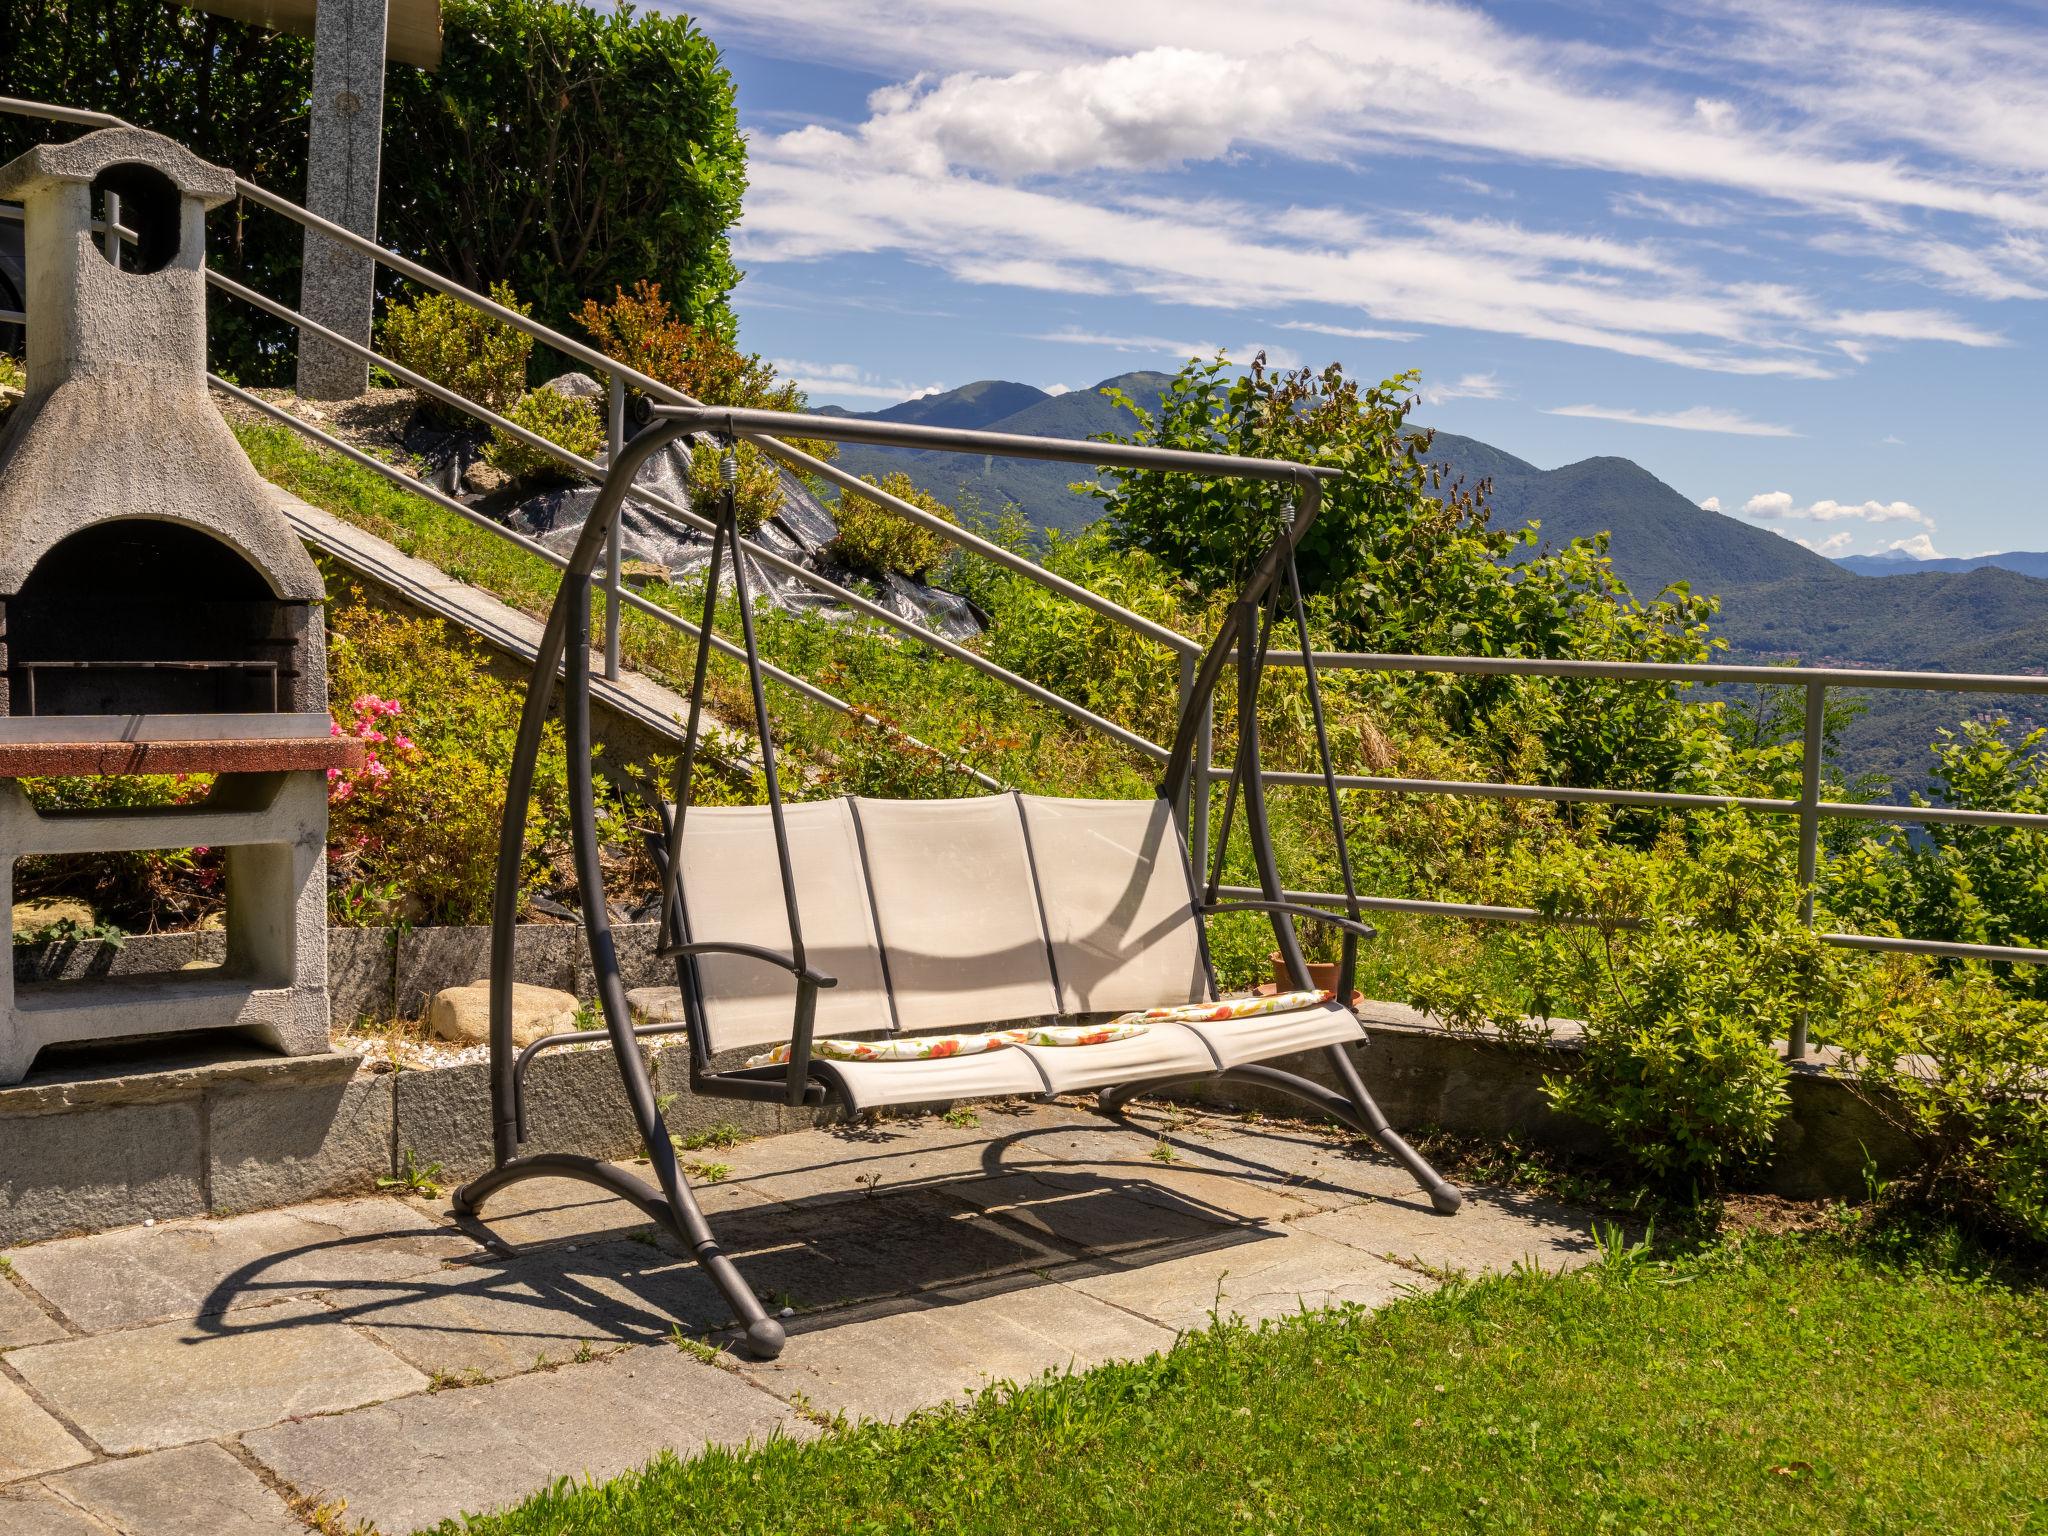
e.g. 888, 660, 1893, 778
328, 692, 418, 805
324, 586, 640, 925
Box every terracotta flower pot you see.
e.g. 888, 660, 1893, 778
1271, 951, 1341, 995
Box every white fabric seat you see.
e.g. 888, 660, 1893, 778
817, 1044, 1050, 1111
671, 792, 1364, 1108
1184, 1000, 1364, 1068
1009, 1020, 1218, 1093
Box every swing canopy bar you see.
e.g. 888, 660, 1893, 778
458, 403, 1460, 1361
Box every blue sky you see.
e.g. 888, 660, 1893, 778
670, 0, 2048, 560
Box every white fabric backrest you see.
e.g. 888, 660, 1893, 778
853, 795, 1061, 1032
675, 800, 895, 1053
1020, 794, 1210, 1014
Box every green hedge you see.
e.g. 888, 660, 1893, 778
0, 0, 745, 379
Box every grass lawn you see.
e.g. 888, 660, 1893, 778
423, 1230, 2046, 1535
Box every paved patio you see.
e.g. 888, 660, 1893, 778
0, 1098, 1601, 1535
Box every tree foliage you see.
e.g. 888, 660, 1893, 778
0, 0, 746, 378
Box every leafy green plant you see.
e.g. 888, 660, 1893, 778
1830, 719, 2048, 998
11, 914, 126, 948
484, 385, 604, 483
677, 1121, 747, 1152
1833, 958, 2048, 1246
379, 280, 534, 422
685, 438, 781, 538
323, 582, 639, 925
828, 473, 959, 582
378, 1149, 444, 1198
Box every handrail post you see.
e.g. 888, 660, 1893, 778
1792, 678, 1826, 1060
1178, 650, 1213, 881
602, 373, 626, 681
102, 189, 120, 262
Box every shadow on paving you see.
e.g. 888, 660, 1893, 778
184, 1162, 1275, 1365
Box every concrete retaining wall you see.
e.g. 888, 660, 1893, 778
1, 936, 1923, 1246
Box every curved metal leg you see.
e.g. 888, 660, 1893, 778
1096, 1055, 1463, 1215
454, 1153, 784, 1355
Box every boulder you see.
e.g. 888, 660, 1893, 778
540, 370, 604, 400
427, 980, 580, 1047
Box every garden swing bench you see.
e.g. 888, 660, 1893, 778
456, 404, 1463, 1359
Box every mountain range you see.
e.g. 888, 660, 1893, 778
1835, 548, 2048, 578
822, 375, 2048, 791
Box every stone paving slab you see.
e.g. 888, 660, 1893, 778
930, 1169, 1250, 1260
0, 1273, 68, 1349
4, 1197, 474, 1333
335, 1240, 729, 1381
43, 1442, 300, 1536
1029, 1124, 1329, 1224
1068, 1227, 1421, 1334
243, 1338, 813, 1536
714, 1109, 1071, 1206
0, 1372, 90, 1481
1300, 1187, 1603, 1276
6, 1298, 428, 1455
0, 1484, 111, 1535
737, 1281, 1177, 1424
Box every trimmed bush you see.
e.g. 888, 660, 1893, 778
380, 280, 534, 423
830, 472, 958, 581
685, 438, 781, 538
2, 0, 747, 376
484, 385, 604, 483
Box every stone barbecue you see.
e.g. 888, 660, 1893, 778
0, 126, 359, 1084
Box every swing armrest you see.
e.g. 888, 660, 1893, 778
1200, 900, 1378, 942
658, 938, 839, 992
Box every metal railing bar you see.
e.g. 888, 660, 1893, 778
207, 271, 1166, 760
1232, 768, 1794, 815
1229, 769, 2048, 829
1, 96, 1197, 660
656, 404, 1338, 484
1261, 648, 2048, 695
1219, 884, 2048, 965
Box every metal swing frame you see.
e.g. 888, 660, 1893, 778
457, 405, 1458, 1359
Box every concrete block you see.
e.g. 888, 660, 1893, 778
44, 1440, 302, 1535
8, 1196, 470, 1333
393, 1047, 644, 1183
243, 1341, 809, 1536
327, 925, 396, 1025
0, 1372, 89, 1481
208, 1066, 395, 1213
0, 1098, 203, 1246
6, 1296, 428, 1454
1768, 1064, 1922, 1200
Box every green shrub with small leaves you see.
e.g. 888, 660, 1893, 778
379, 280, 534, 424
484, 386, 604, 483
686, 439, 780, 538
1834, 958, 2048, 1246
829, 472, 958, 581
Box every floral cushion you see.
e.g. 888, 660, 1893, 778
742, 1021, 1153, 1069
744, 1033, 1013, 1068
1116, 989, 1334, 1027
998, 1022, 1152, 1048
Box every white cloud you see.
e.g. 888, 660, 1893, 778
1794, 530, 1855, 556
1544, 404, 1800, 437
1275, 319, 1424, 343
1882, 433, 1905, 445
1441, 173, 1508, 197
1420, 372, 1508, 406
1043, 382, 1071, 395
1699, 496, 1723, 512
701, 0, 2047, 380
769, 358, 948, 401
1739, 491, 1934, 529
1026, 327, 1302, 367
1879, 533, 1946, 560
1804, 498, 1933, 527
